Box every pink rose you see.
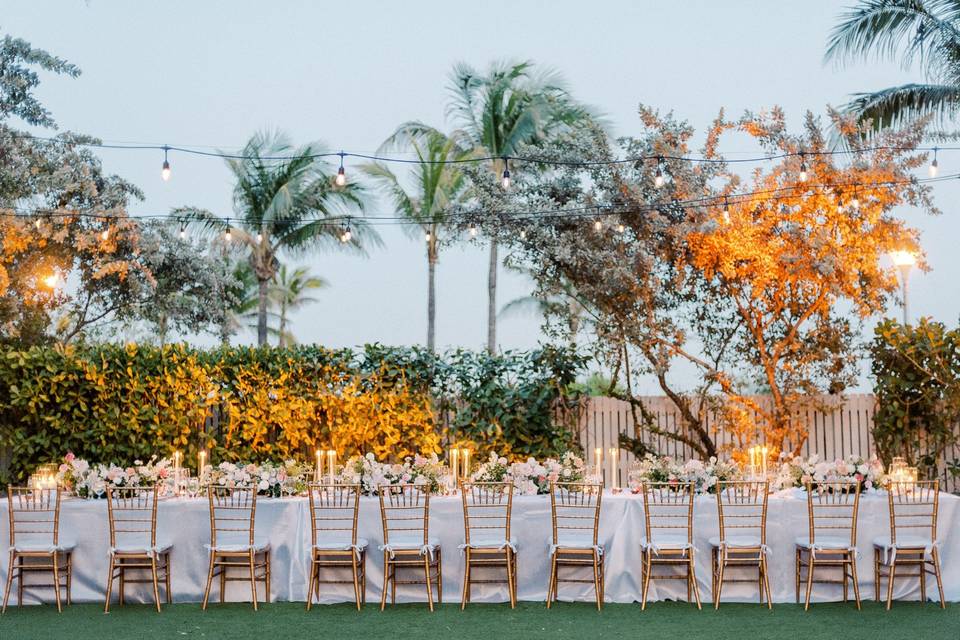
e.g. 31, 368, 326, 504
65, 452, 75, 462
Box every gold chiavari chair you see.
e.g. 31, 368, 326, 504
873, 479, 945, 610
104, 485, 172, 613
2, 487, 74, 613
201, 485, 271, 611
306, 483, 367, 611
377, 484, 442, 611
546, 481, 604, 611
795, 480, 861, 610
710, 480, 771, 610
639, 482, 701, 610
459, 481, 517, 609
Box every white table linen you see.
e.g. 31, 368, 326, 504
1, 491, 957, 605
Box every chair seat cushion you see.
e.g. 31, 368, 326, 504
14, 539, 75, 553
313, 537, 369, 551
795, 535, 853, 550
205, 539, 270, 553
461, 536, 518, 550
709, 534, 763, 549
110, 541, 173, 556
872, 535, 936, 550
640, 533, 692, 551
552, 533, 602, 551
382, 535, 440, 551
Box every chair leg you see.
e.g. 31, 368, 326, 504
264, 551, 271, 604
795, 550, 801, 604
305, 558, 316, 611
460, 549, 471, 610
592, 550, 602, 611
920, 555, 927, 604
436, 550, 443, 605
151, 555, 162, 613
885, 557, 897, 611
689, 555, 702, 610
65, 554, 72, 606
379, 553, 389, 611
2, 551, 15, 614
714, 554, 725, 610
423, 556, 434, 612
164, 553, 172, 604
804, 554, 815, 611
104, 555, 115, 613
546, 556, 556, 608
119, 561, 125, 606
761, 555, 773, 610
849, 554, 861, 610
351, 554, 361, 611
873, 549, 880, 602
506, 549, 516, 609
247, 554, 258, 611
202, 553, 216, 610
51, 552, 62, 613
219, 558, 226, 604
640, 550, 652, 611
931, 547, 946, 609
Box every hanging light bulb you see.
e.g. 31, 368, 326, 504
161, 146, 171, 182
519, 229, 526, 240
425, 231, 432, 242
335, 152, 347, 186
34, 218, 41, 230
798, 153, 808, 182
617, 223, 625, 234
101, 228, 110, 241
722, 198, 731, 224
340, 225, 352, 243
929, 147, 939, 177
850, 191, 860, 210
469, 223, 478, 237
179, 223, 186, 240
256, 232, 263, 244
594, 219, 603, 232
501, 157, 511, 190
654, 157, 665, 188
225, 227, 232, 242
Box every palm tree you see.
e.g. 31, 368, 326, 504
446, 60, 593, 352
173, 130, 377, 346
361, 126, 469, 352
268, 264, 326, 346
826, 1, 960, 133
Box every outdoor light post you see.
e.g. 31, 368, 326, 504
890, 250, 917, 325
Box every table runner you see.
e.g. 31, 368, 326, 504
2, 491, 957, 605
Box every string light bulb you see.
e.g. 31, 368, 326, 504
335, 152, 347, 187
929, 147, 939, 177
34, 218, 41, 230
256, 232, 263, 244
654, 157, 665, 188
42, 272, 59, 289
425, 231, 431, 242
798, 153, 808, 182
225, 227, 232, 242
340, 224, 352, 243
722, 198, 730, 224
519, 229, 526, 240
850, 191, 860, 210
101, 228, 109, 241
469, 223, 478, 237
617, 223, 625, 234
501, 157, 511, 190
179, 223, 186, 240
593, 219, 603, 232
161, 146, 171, 182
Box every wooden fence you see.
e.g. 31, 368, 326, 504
578, 394, 960, 493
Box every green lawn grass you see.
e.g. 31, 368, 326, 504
0, 601, 957, 640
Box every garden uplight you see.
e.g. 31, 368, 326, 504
890, 250, 916, 267
42, 272, 59, 288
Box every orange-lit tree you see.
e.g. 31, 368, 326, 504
685, 108, 933, 454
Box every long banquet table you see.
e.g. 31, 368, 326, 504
1, 490, 958, 605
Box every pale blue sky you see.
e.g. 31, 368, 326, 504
3, 1, 955, 391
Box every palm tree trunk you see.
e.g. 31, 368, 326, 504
279, 301, 287, 348
427, 242, 437, 352
486, 239, 498, 353
257, 278, 269, 346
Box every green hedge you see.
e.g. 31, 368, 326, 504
0, 343, 585, 484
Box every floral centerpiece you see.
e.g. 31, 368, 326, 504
628, 454, 741, 494
484, 452, 586, 496
209, 460, 309, 497
57, 453, 174, 498
470, 453, 512, 483
773, 454, 884, 492
336, 453, 444, 495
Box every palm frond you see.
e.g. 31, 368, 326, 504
845, 81, 960, 131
